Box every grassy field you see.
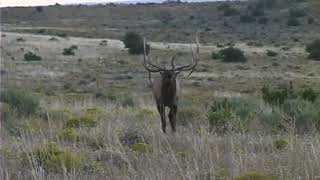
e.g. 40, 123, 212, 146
1, 0, 320, 179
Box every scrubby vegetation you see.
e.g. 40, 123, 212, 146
219, 47, 247, 63
306, 39, 320, 60
24, 51, 42, 61
122, 32, 149, 55
63, 45, 78, 56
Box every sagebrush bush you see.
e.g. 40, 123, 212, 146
122, 32, 149, 55
65, 108, 102, 128
62, 45, 78, 56
211, 52, 221, 60
60, 127, 79, 141
207, 98, 258, 133
240, 14, 256, 23
25, 142, 83, 172
266, 50, 278, 57
306, 39, 320, 60
274, 139, 288, 150
261, 85, 294, 105
300, 87, 319, 102
219, 47, 247, 63
287, 18, 300, 26
24, 52, 42, 61
289, 8, 306, 18
258, 16, 269, 24
0, 89, 39, 116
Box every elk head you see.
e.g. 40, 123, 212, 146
142, 38, 199, 133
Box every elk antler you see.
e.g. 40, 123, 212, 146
174, 37, 199, 76
142, 38, 166, 73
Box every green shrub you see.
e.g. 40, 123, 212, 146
308, 17, 314, 24
121, 96, 135, 107
65, 108, 102, 128
289, 8, 306, 18
16, 37, 26, 42
306, 39, 320, 60
26, 142, 83, 172
240, 14, 256, 23
260, 109, 286, 133
62, 45, 78, 56
207, 97, 259, 133
132, 143, 152, 153
300, 87, 319, 102
282, 99, 319, 134
60, 128, 79, 141
274, 139, 288, 150
0, 89, 39, 116
251, 9, 265, 16
35, 6, 43, 13
223, 7, 239, 16
122, 32, 149, 55
258, 17, 269, 24
219, 47, 247, 63
261, 85, 294, 105
211, 52, 221, 59
24, 52, 42, 61
266, 50, 278, 57
236, 171, 276, 180
287, 18, 300, 26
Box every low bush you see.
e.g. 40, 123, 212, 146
24, 52, 42, 61
65, 108, 102, 128
266, 50, 278, 57
240, 14, 256, 23
287, 18, 300, 26
300, 87, 319, 102
261, 84, 294, 105
274, 139, 288, 150
62, 45, 78, 56
306, 39, 320, 60
223, 7, 239, 16
25, 142, 83, 172
289, 8, 306, 18
0, 89, 39, 116
122, 32, 149, 55
219, 47, 247, 63
211, 52, 221, 59
258, 16, 269, 24
60, 128, 80, 141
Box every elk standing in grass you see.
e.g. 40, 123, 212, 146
142, 38, 199, 133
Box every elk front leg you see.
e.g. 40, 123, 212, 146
169, 105, 177, 132
157, 103, 166, 133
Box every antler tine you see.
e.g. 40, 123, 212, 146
171, 54, 176, 71
142, 38, 165, 73
174, 37, 199, 75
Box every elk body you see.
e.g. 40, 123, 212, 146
142, 38, 199, 133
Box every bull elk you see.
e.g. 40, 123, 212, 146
142, 38, 199, 133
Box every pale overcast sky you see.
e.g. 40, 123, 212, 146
0, 0, 126, 7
